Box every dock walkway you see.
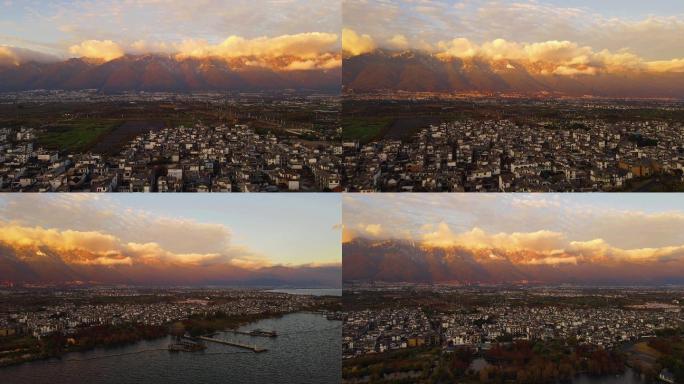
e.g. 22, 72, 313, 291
196, 336, 268, 353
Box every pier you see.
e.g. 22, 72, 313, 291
168, 340, 206, 352
195, 336, 268, 353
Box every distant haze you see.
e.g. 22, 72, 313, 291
343, 238, 684, 285
0, 55, 341, 93
343, 49, 684, 98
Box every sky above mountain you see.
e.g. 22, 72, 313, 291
343, 0, 684, 75
0, 0, 341, 70
343, 194, 684, 283
0, 195, 341, 286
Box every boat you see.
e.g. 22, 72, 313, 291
249, 328, 278, 338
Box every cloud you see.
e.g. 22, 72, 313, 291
342, 28, 376, 56
364, 224, 383, 237
0, 222, 259, 268
647, 59, 684, 73
68, 40, 124, 61
567, 239, 684, 264
387, 34, 409, 50
0, 225, 118, 253
342, 226, 355, 243
0, 221, 340, 286
344, 28, 684, 75
0, 195, 340, 286
510, 196, 560, 209
129, 40, 172, 55
29, 0, 341, 52
0, 195, 235, 255
0, 45, 60, 66
436, 37, 479, 58
62, 33, 341, 70
175, 32, 339, 60
344, 1, 684, 60
417, 223, 684, 266
433, 37, 681, 75
343, 1, 684, 74
344, 195, 684, 282
342, 223, 384, 242
422, 224, 566, 254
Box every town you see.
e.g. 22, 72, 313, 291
342, 285, 684, 383
0, 286, 341, 367
0, 91, 342, 192
343, 97, 684, 192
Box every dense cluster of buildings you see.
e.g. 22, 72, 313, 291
0, 123, 342, 192
344, 119, 684, 192
343, 301, 682, 358
0, 289, 323, 339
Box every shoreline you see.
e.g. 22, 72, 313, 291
0, 310, 339, 369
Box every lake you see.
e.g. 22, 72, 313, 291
469, 358, 646, 383
0, 312, 341, 384
571, 368, 646, 384
267, 288, 342, 297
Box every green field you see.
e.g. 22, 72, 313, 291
342, 117, 392, 143
37, 118, 122, 152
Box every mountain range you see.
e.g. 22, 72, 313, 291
0, 54, 341, 93
0, 242, 341, 288
343, 238, 684, 285
343, 49, 684, 98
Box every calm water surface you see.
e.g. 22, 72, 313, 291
571, 368, 645, 384
0, 312, 341, 384
267, 288, 342, 296
469, 357, 645, 384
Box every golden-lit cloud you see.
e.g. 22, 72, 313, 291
68, 40, 125, 62
173, 32, 340, 70
388, 34, 409, 50
343, 0, 684, 65
343, 223, 386, 242
343, 28, 684, 75
175, 32, 338, 60
567, 239, 684, 264
432, 37, 684, 75
416, 223, 684, 266
0, 222, 254, 268
0, 225, 119, 254
342, 226, 355, 243
422, 224, 566, 253
129, 40, 172, 55
344, 195, 684, 283
647, 59, 684, 73
62, 33, 341, 70
342, 28, 376, 56
364, 224, 383, 237
0, 194, 340, 286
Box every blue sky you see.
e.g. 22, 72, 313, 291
540, 0, 683, 19
118, 194, 342, 265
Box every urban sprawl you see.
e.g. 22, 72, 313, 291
343, 287, 683, 358
345, 119, 684, 192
